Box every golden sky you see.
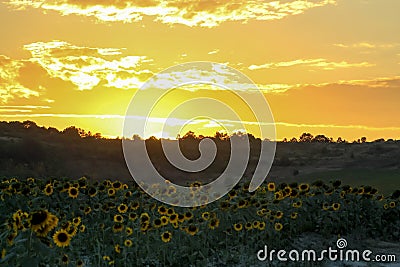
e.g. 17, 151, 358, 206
0, 0, 399, 140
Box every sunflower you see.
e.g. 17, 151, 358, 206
67, 187, 79, 199
228, 190, 237, 199
184, 211, 193, 220
53, 229, 72, 247
258, 221, 266, 230
332, 203, 340, 211
169, 214, 178, 223
117, 204, 128, 213
124, 191, 132, 198
376, 195, 384, 201
267, 182, 276, 192
322, 203, 330, 211
84, 207, 92, 215
114, 244, 121, 254
157, 206, 167, 215
35, 214, 59, 237
126, 227, 133, 236
67, 225, 78, 237
29, 210, 51, 231
160, 216, 168, 226
290, 189, 299, 198
88, 187, 97, 197
61, 254, 69, 265
295, 200, 302, 208
76, 259, 84, 267
124, 239, 133, 247
140, 221, 150, 232
44, 184, 53, 196
245, 222, 253, 230
161, 231, 172, 243
79, 225, 86, 232
186, 225, 199, 236
252, 221, 260, 229
274, 191, 284, 201
237, 199, 248, 209
208, 218, 220, 230
291, 212, 298, 219
140, 213, 150, 223
130, 202, 140, 211
112, 223, 124, 233
274, 222, 283, 231
114, 214, 124, 223
153, 218, 162, 228
275, 211, 283, 219
177, 214, 185, 223
72, 217, 81, 226
129, 213, 138, 221
298, 183, 310, 192
108, 188, 116, 197
6, 232, 17, 246
257, 209, 266, 216
232, 223, 242, 231
220, 201, 230, 210
383, 204, 389, 209
202, 212, 210, 221
112, 181, 122, 190
389, 201, 396, 208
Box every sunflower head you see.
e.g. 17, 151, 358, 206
53, 229, 72, 247
161, 231, 172, 243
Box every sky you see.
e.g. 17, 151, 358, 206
0, 0, 399, 140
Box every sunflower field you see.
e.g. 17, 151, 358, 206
1, 176, 399, 266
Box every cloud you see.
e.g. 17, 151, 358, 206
333, 42, 399, 49
6, 0, 337, 27
208, 49, 219, 55
0, 55, 41, 103
24, 41, 153, 90
248, 58, 374, 70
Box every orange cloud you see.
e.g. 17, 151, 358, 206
6, 0, 337, 27
24, 41, 153, 90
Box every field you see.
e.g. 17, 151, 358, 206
1, 176, 399, 266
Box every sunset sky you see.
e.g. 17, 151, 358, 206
1, 0, 399, 140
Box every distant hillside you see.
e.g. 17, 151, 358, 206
1, 120, 399, 193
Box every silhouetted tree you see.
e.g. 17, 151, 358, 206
299, 133, 313, 142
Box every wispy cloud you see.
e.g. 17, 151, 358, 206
248, 58, 374, 70
207, 49, 219, 55
24, 41, 153, 90
6, 0, 337, 27
334, 42, 399, 49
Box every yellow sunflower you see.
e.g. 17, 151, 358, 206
233, 223, 243, 231
44, 184, 53, 196
53, 229, 72, 247
161, 231, 172, 243
68, 187, 79, 199
117, 204, 128, 214
124, 239, 133, 247
267, 182, 276, 192
332, 203, 340, 211
274, 222, 283, 231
